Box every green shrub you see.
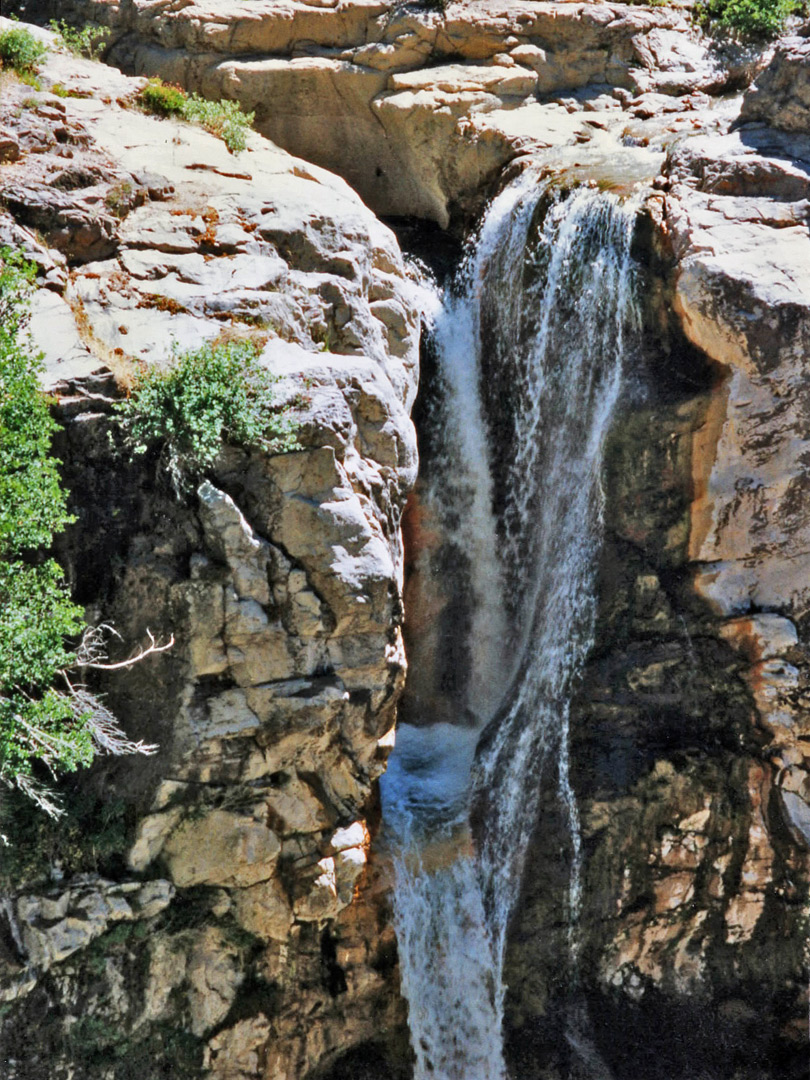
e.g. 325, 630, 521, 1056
0, 248, 89, 812
137, 76, 187, 116
115, 340, 301, 493
48, 19, 110, 60
136, 77, 255, 153
0, 251, 74, 555
0, 24, 47, 73
182, 93, 254, 153
697, 0, 802, 38
0, 249, 156, 820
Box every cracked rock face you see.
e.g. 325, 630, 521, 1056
740, 33, 810, 133
502, 79, 810, 1080
0, 24, 416, 1080
3, 8, 810, 1080
37, 0, 760, 226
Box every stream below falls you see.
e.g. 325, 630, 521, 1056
380, 173, 644, 1080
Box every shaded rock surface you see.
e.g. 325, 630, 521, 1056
502, 74, 810, 1080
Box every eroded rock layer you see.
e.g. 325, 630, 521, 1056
503, 47, 810, 1080
19, 0, 763, 225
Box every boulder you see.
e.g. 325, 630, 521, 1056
740, 35, 810, 132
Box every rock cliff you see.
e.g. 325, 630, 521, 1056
504, 38, 810, 1080
18, 0, 762, 226
3, 5, 810, 1079
0, 22, 417, 1079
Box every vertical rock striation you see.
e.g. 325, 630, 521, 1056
505, 48, 810, 1080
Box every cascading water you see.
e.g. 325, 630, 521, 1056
380, 171, 641, 1080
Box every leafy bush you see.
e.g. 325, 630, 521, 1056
136, 77, 255, 153
0, 23, 47, 73
0, 252, 74, 555
115, 340, 300, 493
182, 93, 254, 153
697, 0, 801, 38
49, 19, 110, 60
0, 248, 88, 811
137, 76, 187, 116
0, 249, 157, 818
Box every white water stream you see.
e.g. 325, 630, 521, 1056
380, 173, 641, 1080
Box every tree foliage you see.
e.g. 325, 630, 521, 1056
0, 249, 157, 818
115, 339, 301, 494
697, 0, 802, 38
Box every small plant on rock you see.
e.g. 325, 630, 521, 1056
114, 340, 301, 494
105, 178, 135, 217
696, 0, 803, 38
48, 19, 110, 60
135, 77, 255, 153
137, 76, 187, 117
182, 93, 254, 153
0, 23, 47, 75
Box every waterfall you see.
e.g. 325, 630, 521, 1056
381, 172, 641, 1080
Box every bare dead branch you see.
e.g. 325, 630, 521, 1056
70, 688, 158, 757
13, 775, 64, 819
77, 626, 174, 671
75, 623, 121, 667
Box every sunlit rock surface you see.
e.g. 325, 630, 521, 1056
0, 23, 416, 1079
29, 0, 763, 225
740, 33, 810, 132
2, 6, 810, 1080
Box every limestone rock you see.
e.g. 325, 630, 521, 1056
234, 878, 294, 941
0, 127, 20, 163
0, 25, 417, 1075
204, 1014, 271, 1080
161, 810, 282, 888
55, 0, 732, 223
15, 877, 174, 972
718, 613, 799, 662
187, 928, 244, 1036
665, 128, 810, 616
505, 88, 810, 1075
740, 35, 810, 132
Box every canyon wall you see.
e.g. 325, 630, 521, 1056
505, 39, 810, 1080
16, 0, 761, 226
0, 25, 417, 1078
2, 6, 810, 1079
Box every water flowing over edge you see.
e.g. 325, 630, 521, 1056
381, 172, 643, 1080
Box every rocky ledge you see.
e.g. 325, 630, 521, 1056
24, 0, 767, 225
0, 20, 417, 1080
